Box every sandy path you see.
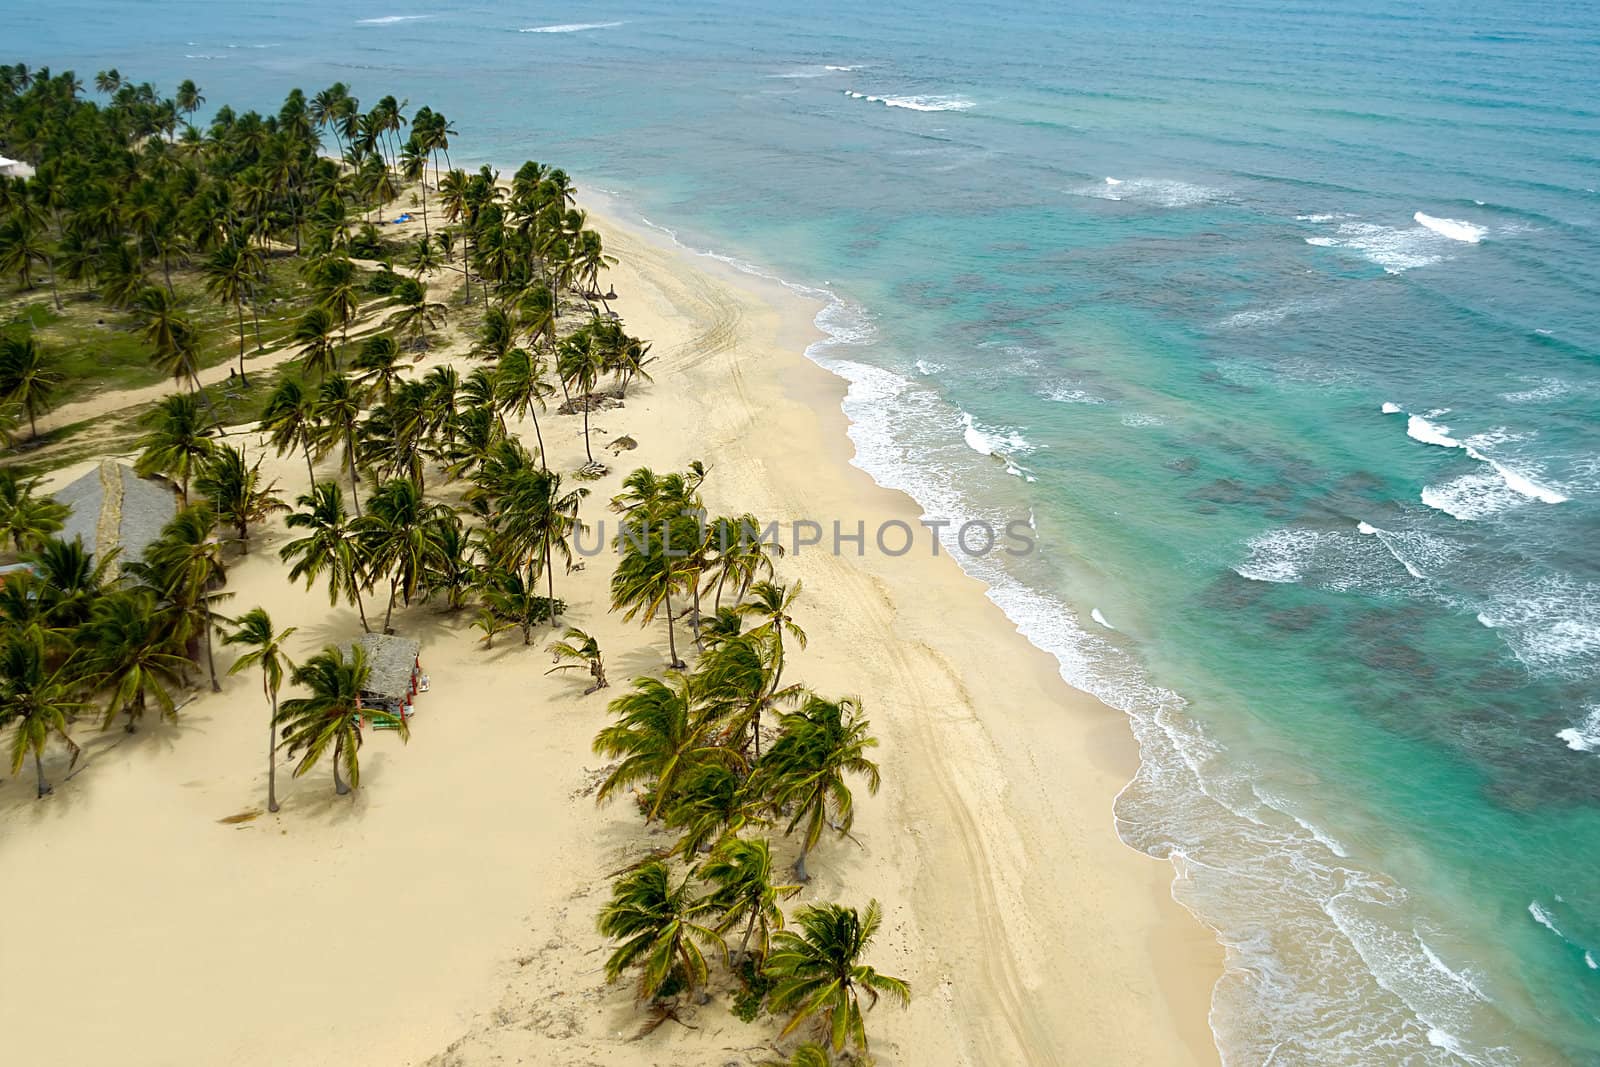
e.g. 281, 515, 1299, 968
0, 210, 1219, 1066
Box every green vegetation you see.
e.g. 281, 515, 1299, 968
0, 60, 907, 1060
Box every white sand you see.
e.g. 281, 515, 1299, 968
1, 209, 1220, 1065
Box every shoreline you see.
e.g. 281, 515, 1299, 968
1, 191, 1222, 1064
572, 200, 1227, 1062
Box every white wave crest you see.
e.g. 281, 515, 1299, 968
1235, 528, 1320, 584
1039, 383, 1105, 405
842, 89, 974, 112
357, 13, 435, 24
1557, 706, 1600, 753
1091, 608, 1115, 630
1381, 401, 1403, 414
1404, 414, 1567, 505
1414, 211, 1487, 243
959, 411, 1033, 458
1076, 176, 1221, 208
521, 20, 624, 33
1502, 377, 1569, 403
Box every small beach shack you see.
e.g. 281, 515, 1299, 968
348, 632, 424, 720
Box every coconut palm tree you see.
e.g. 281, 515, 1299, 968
135, 286, 203, 391
82, 588, 190, 732
546, 626, 607, 694
704, 514, 783, 612
222, 608, 296, 813
93, 69, 122, 95
314, 372, 366, 516
389, 276, 447, 348
611, 512, 699, 669
0, 213, 60, 307
753, 695, 880, 883
701, 837, 797, 962
292, 304, 340, 379
740, 580, 807, 692
135, 392, 215, 505
420, 509, 477, 610
492, 346, 552, 465
597, 860, 725, 1000
663, 762, 752, 858
696, 632, 803, 760
310, 253, 361, 348
759, 1043, 832, 1067
764, 900, 909, 1055
592, 672, 739, 820
29, 534, 111, 630
194, 443, 286, 546
139, 504, 229, 691
280, 480, 370, 632
1, 632, 83, 797
259, 377, 321, 485
277, 644, 406, 796
175, 79, 204, 123
556, 327, 605, 462
0, 469, 68, 554
0, 336, 63, 440
351, 335, 403, 404
203, 242, 264, 383
355, 477, 448, 632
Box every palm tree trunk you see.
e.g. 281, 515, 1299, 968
793, 845, 810, 884
267, 690, 280, 813
333, 735, 349, 795
581, 393, 593, 462
302, 440, 316, 486
664, 586, 683, 669
529, 409, 548, 470
201, 601, 221, 691
235, 300, 249, 385
346, 429, 363, 517
34, 749, 51, 798
383, 573, 399, 633
352, 579, 370, 633
545, 527, 558, 628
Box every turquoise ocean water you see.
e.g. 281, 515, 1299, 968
11, 2, 1600, 1061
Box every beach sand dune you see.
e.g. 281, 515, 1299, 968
1, 211, 1218, 1066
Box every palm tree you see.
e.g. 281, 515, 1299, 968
556, 328, 605, 462
222, 608, 296, 813
759, 1043, 833, 1067
351, 335, 403, 404
740, 580, 807, 692
546, 626, 607, 694
194, 443, 287, 546
663, 762, 751, 858
30, 534, 111, 630
175, 79, 204, 123
134, 392, 215, 505
278, 644, 406, 796
754, 695, 880, 883
0, 632, 84, 797
592, 673, 739, 820
0, 336, 63, 440
492, 346, 552, 465
315, 373, 366, 516
701, 837, 798, 962
355, 477, 448, 632
389, 276, 447, 348
94, 69, 122, 95
140, 504, 229, 692
0, 469, 68, 554
280, 481, 370, 631
135, 286, 203, 391
0, 213, 60, 308
291, 304, 340, 379
611, 513, 698, 669
421, 510, 477, 610
82, 588, 190, 732
259, 378, 321, 485
764, 900, 909, 1055
596, 860, 725, 1000
705, 514, 783, 612
203, 241, 263, 384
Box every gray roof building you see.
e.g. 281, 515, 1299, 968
348, 632, 422, 704
53, 460, 176, 581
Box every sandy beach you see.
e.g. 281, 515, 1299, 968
1, 206, 1220, 1065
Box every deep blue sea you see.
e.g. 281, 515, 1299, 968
11, 1, 1600, 1061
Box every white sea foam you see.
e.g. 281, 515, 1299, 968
1418, 939, 1490, 1003
1235, 528, 1320, 584
1404, 415, 1568, 505
616, 198, 1516, 1067
1414, 211, 1487, 243
959, 411, 1033, 458
1477, 578, 1600, 676
1557, 706, 1600, 753
1039, 383, 1105, 404
1215, 298, 1330, 329
1091, 608, 1115, 630
1075, 176, 1220, 208
1120, 412, 1165, 428
1528, 901, 1563, 937
356, 13, 435, 24
1587, 951, 1598, 970
1421, 472, 1524, 521
521, 20, 624, 33
913, 359, 944, 375
1300, 212, 1493, 274
824, 65, 861, 71
842, 89, 974, 112
1502, 377, 1569, 403
1382, 401, 1403, 414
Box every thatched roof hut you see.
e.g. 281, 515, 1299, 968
349, 632, 422, 703
53, 460, 176, 581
